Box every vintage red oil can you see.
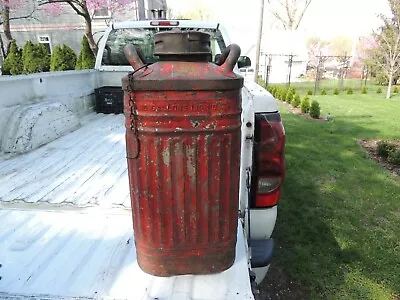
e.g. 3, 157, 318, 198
122, 31, 243, 276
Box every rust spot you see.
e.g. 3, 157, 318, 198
186, 146, 196, 177
190, 120, 200, 128
162, 148, 171, 165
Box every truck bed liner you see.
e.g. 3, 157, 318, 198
0, 209, 253, 300
0, 114, 130, 208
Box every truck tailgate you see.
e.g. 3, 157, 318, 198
0, 114, 254, 300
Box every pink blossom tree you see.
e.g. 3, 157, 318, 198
38, 0, 133, 55
0, 0, 38, 58
353, 35, 377, 68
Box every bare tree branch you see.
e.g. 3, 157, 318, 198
268, 0, 313, 30
294, 0, 312, 29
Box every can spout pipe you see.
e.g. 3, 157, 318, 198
217, 44, 241, 73
124, 44, 146, 70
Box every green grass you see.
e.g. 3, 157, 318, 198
270, 92, 400, 299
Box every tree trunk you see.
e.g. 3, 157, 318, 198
2, 6, 13, 55
84, 15, 97, 55
0, 34, 6, 60
386, 71, 393, 99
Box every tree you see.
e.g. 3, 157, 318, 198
50, 44, 77, 71
22, 41, 50, 73
328, 36, 353, 56
0, 0, 38, 59
76, 36, 95, 70
267, 0, 313, 30
306, 36, 329, 68
355, 35, 397, 85
373, 0, 400, 99
39, 0, 132, 55
2, 39, 23, 75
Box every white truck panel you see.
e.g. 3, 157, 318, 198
243, 81, 278, 113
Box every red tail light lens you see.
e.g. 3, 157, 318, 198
251, 112, 285, 208
150, 21, 179, 26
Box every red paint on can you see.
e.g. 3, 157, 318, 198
122, 32, 243, 276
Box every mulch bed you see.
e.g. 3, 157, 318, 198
358, 139, 400, 176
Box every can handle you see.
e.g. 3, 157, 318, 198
124, 44, 146, 69
217, 44, 241, 72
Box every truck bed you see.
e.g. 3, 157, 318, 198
0, 114, 254, 300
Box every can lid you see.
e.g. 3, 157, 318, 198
154, 31, 211, 58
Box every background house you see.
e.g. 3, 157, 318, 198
0, 0, 166, 63
258, 31, 308, 84
227, 28, 308, 84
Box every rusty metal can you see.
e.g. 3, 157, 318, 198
122, 31, 243, 276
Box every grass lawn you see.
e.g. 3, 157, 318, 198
261, 89, 400, 299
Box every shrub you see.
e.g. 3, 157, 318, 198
376, 87, 382, 94
22, 40, 34, 72
273, 86, 278, 97
300, 96, 310, 113
321, 88, 327, 95
394, 86, 399, 93
270, 86, 277, 97
280, 88, 287, 101
76, 36, 95, 70
50, 45, 77, 71
388, 149, 400, 165
309, 100, 321, 119
270, 86, 276, 97
361, 86, 367, 94
2, 40, 23, 75
333, 88, 339, 95
346, 87, 353, 95
22, 41, 50, 74
307, 89, 313, 95
274, 87, 280, 99
278, 87, 287, 101
377, 141, 396, 158
286, 89, 294, 103
292, 93, 301, 108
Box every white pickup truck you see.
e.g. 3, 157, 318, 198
0, 20, 285, 299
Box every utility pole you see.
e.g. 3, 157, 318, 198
254, 0, 265, 83
265, 55, 272, 86
138, 0, 146, 20
287, 54, 294, 88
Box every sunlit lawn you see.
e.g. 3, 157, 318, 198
263, 88, 400, 299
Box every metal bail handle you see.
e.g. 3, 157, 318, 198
217, 44, 241, 73
124, 44, 146, 69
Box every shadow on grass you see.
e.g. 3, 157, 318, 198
260, 111, 400, 299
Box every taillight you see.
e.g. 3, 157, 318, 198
150, 20, 179, 26
251, 112, 285, 208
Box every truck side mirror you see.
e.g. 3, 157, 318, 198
214, 54, 222, 63
237, 56, 251, 68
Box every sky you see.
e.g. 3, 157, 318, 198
167, 0, 391, 39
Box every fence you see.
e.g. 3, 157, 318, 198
259, 52, 370, 93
